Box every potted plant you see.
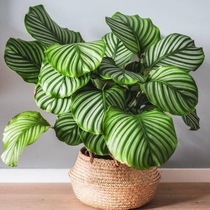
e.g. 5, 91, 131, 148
1, 4, 204, 210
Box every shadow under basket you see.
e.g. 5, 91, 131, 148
69, 147, 161, 210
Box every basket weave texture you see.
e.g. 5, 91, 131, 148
69, 148, 161, 210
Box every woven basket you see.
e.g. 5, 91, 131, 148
69, 147, 161, 210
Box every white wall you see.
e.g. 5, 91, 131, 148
0, 0, 210, 168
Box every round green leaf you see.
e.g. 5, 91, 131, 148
34, 84, 72, 114
1, 111, 51, 167
80, 131, 109, 156
45, 40, 106, 77
106, 12, 160, 54
39, 60, 90, 98
71, 86, 125, 134
4, 38, 47, 84
182, 110, 200, 131
144, 33, 205, 72
99, 57, 146, 85
102, 32, 132, 67
54, 112, 82, 145
103, 107, 177, 169
25, 5, 84, 45
140, 66, 198, 115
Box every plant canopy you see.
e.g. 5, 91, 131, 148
1, 5, 204, 169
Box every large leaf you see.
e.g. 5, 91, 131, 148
25, 5, 84, 45
144, 33, 205, 72
4, 38, 47, 83
39, 60, 90, 98
71, 86, 125, 134
102, 32, 132, 66
182, 110, 200, 130
98, 57, 146, 85
34, 84, 72, 114
103, 107, 177, 169
45, 40, 106, 77
80, 131, 109, 155
140, 66, 198, 115
106, 12, 160, 54
54, 112, 82, 145
1, 111, 51, 167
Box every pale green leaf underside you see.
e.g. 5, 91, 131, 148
4, 38, 47, 84
182, 110, 200, 130
80, 131, 109, 155
1, 111, 50, 167
106, 12, 160, 54
39, 60, 90, 98
102, 32, 132, 66
140, 66, 198, 115
103, 107, 177, 169
144, 33, 205, 72
54, 112, 82, 145
25, 4, 84, 45
71, 86, 125, 134
46, 40, 106, 77
99, 57, 146, 85
34, 85, 72, 114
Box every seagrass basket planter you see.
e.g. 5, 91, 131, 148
69, 147, 161, 210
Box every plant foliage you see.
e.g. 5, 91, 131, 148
2, 5, 204, 169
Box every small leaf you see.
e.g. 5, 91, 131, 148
140, 66, 198, 115
25, 5, 84, 45
102, 32, 132, 66
106, 12, 160, 54
54, 112, 83, 145
1, 111, 51, 167
144, 33, 205, 72
39, 60, 90, 98
125, 89, 138, 108
125, 61, 141, 73
4, 38, 47, 83
98, 57, 146, 85
34, 84, 72, 114
182, 110, 200, 130
46, 40, 106, 77
80, 131, 109, 155
103, 107, 177, 169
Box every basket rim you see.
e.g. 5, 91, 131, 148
69, 147, 161, 186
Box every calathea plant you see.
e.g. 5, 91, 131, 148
1, 5, 204, 170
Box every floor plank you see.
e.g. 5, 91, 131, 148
0, 183, 209, 210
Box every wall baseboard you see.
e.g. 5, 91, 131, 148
1, 168, 210, 183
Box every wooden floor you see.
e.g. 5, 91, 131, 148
0, 183, 210, 210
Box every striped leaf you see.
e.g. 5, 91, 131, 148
25, 5, 84, 45
125, 61, 141, 73
140, 66, 198, 115
125, 89, 138, 108
39, 60, 90, 98
106, 12, 160, 54
103, 107, 177, 169
1, 111, 51, 167
46, 40, 106, 77
34, 84, 72, 114
98, 57, 146, 85
91, 77, 114, 90
144, 33, 205, 72
182, 110, 200, 130
54, 112, 82, 145
4, 38, 47, 83
102, 32, 132, 66
80, 131, 109, 155
71, 86, 125, 134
